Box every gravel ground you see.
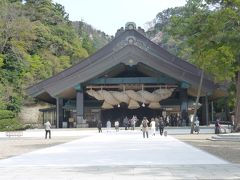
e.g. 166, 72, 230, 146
172, 134, 240, 164
0, 137, 80, 159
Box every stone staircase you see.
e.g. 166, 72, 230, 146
208, 133, 240, 141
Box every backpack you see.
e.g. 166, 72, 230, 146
142, 120, 147, 128
164, 131, 167, 136
159, 120, 164, 127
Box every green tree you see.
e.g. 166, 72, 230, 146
23, 0, 88, 80
166, 0, 240, 131
0, 0, 111, 130
0, 0, 89, 126
0, 0, 36, 113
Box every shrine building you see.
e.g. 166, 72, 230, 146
27, 22, 226, 128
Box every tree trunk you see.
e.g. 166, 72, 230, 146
234, 71, 240, 131
191, 70, 204, 134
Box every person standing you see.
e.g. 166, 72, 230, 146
215, 118, 221, 134
155, 117, 159, 131
141, 117, 149, 138
166, 115, 170, 126
159, 117, 165, 136
97, 120, 102, 133
114, 120, 119, 132
150, 118, 156, 136
44, 121, 51, 139
194, 116, 200, 134
130, 115, 137, 130
106, 120, 111, 133
231, 114, 235, 132
123, 116, 128, 130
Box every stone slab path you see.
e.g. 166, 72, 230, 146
0, 130, 239, 179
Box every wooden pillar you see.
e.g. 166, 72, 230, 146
56, 97, 64, 128
211, 101, 214, 123
54, 109, 57, 127
76, 84, 84, 127
43, 112, 45, 125
205, 95, 209, 126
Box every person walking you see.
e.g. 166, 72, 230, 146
150, 118, 156, 136
97, 120, 102, 133
159, 117, 165, 136
141, 117, 149, 138
44, 121, 51, 139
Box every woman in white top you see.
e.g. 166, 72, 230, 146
44, 121, 51, 139
106, 120, 111, 133
114, 120, 119, 132
150, 118, 156, 136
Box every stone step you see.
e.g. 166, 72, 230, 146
208, 134, 240, 141
218, 134, 240, 138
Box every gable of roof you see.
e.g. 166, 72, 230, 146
27, 26, 216, 99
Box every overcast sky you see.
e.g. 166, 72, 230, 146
53, 0, 187, 36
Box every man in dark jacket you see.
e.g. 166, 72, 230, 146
97, 120, 102, 133
141, 117, 149, 138
159, 117, 165, 136
215, 119, 221, 134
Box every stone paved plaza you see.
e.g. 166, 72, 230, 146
0, 129, 240, 179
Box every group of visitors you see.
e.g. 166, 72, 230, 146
123, 115, 138, 130
97, 115, 138, 133
97, 119, 121, 133
159, 113, 190, 127
96, 115, 167, 138
96, 114, 226, 136
141, 117, 165, 138
44, 112, 228, 140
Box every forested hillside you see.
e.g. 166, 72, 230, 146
72, 21, 112, 55
0, 0, 110, 130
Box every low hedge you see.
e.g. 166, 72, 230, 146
0, 118, 24, 131
0, 110, 15, 120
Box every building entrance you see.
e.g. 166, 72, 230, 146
101, 105, 163, 127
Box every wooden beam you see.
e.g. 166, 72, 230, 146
85, 77, 179, 85
86, 84, 178, 90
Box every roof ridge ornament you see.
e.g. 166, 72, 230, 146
115, 22, 146, 37
125, 22, 136, 30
